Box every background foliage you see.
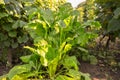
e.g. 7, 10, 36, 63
95, 0, 120, 41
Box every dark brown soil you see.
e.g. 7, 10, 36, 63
80, 62, 120, 80
0, 65, 10, 76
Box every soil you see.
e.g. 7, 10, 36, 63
80, 36, 120, 80
0, 65, 9, 76
80, 62, 120, 80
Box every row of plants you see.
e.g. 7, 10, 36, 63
0, 0, 66, 65
0, 0, 101, 80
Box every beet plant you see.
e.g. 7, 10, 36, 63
1, 1, 101, 80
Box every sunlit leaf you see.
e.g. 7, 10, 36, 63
67, 69, 81, 80
8, 64, 32, 80
20, 55, 32, 63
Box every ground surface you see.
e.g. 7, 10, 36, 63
80, 62, 120, 80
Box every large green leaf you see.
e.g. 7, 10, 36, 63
8, 64, 32, 80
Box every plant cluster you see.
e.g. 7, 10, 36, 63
2, 2, 100, 80
0, 0, 101, 80
0, 0, 66, 65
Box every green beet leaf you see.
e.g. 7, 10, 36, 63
8, 64, 32, 80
